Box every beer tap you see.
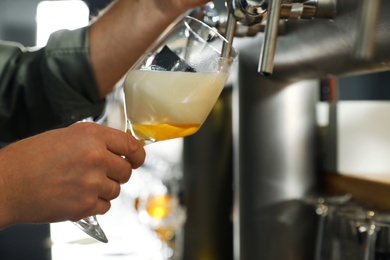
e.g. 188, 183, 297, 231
225, 0, 337, 75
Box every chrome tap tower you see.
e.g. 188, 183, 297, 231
183, 0, 390, 259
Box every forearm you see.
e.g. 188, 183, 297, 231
89, 0, 208, 98
0, 168, 12, 228
0, 29, 106, 142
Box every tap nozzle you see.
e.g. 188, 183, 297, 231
226, 0, 337, 75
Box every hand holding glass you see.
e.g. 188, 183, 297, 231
74, 16, 237, 243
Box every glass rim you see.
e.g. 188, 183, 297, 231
126, 15, 238, 74
181, 15, 237, 58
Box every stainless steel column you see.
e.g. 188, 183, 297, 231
234, 52, 319, 259
232, 0, 390, 256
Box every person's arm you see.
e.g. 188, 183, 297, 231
0, 0, 211, 228
0, 29, 105, 142
89, 0, 210, 98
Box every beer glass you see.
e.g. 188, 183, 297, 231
123, 15, 237, 145
367, 213, 390, 260
333, 206, 374, 260
306, 193, 352, 260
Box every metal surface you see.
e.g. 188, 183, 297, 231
234, 56, 319, 259
221, 13, 237, 59
251, 0, 390, 81
280, 0, 336, 19
226, 0, 337, 75
258, 0, 282, 75
353, 0, 381, 61
225, 0, 337, 26
232, 0, 390, 259
226, 0, 267, 26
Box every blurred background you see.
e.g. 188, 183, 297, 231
2, 0, 390, 259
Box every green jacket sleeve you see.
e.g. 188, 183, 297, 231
0, 27, 106, 142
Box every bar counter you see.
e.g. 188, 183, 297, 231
324, 172, 390, 211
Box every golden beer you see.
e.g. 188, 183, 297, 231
128, 124, 200, 142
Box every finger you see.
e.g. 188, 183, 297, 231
123, 137, 146, 169
91, 199, 111, 216
104, 152, 133, 184
98, 178, 121, 201
72, 199, 111, 221
102, 127, 146, 168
